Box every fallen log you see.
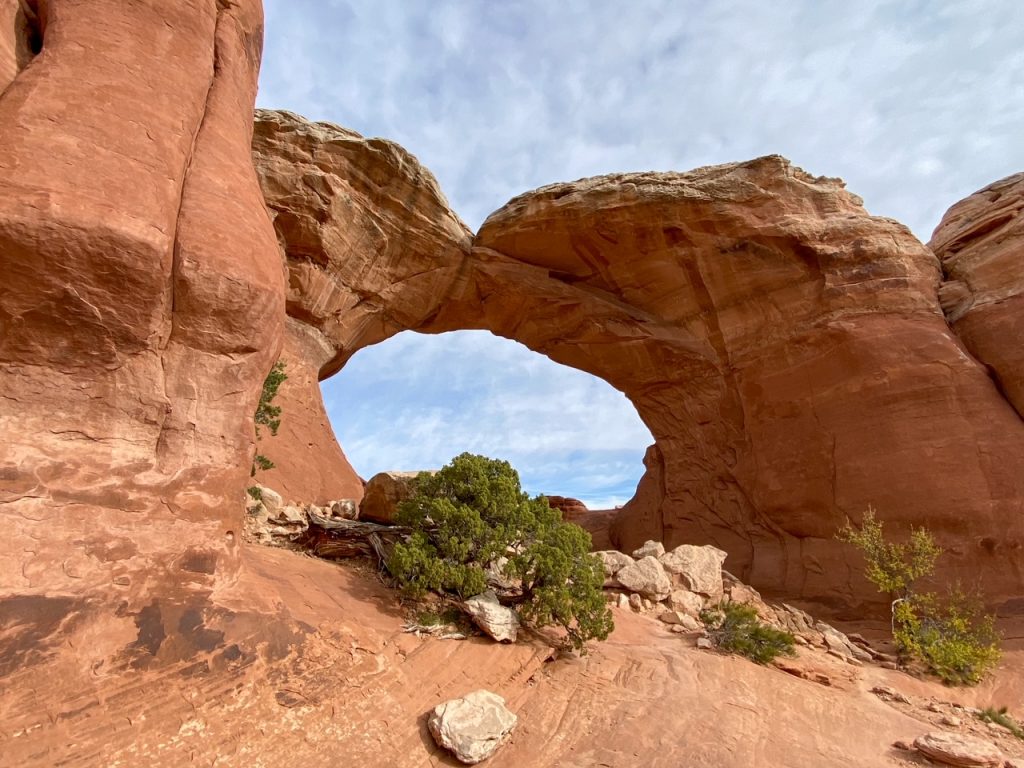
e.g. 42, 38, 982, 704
299, 511, 408, 562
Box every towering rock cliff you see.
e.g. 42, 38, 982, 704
0, 0, 284, 706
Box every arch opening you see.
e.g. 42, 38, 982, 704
321, 329, 653, 512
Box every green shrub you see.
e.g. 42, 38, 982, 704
894, 589, 1001, 685
386, 452, 613, 652
250, 361, 287, 477
977, 707, 1024, 739
700, 602, 796, 665
837, 509, 1000, 685
837, 507, 939, 598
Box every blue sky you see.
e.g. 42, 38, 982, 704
257, 0, 1024, 507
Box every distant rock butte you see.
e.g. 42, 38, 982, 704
254, 111, 1024, 607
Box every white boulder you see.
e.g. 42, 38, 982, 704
659, 544, 727, 600
615, 555, 672, 601
463, 591, 520, 643
428, 690, 517, 764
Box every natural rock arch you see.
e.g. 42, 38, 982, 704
253, 110, 1024, 607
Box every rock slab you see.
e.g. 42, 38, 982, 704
428, 690, 518, 764
913, 731, 1003, 767
659, 545, 728, 600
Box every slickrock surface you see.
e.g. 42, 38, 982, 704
8, 546, 1019, 768
931, 172, 1024, 418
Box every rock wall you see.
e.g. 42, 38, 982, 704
931, 172, 1024, 418
0, 0, 283, 668
253, 118, 1024, 607
252, 317, 364, 503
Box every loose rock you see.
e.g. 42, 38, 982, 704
427, 690, 517, 764
666, 589, 704, 617
913, 731, 1003, 767
616, 555, 672, 601
658, 545, 727, 600
595, 550, 635, 587
359, 470, 427, 524
632, 540, 666, 559
463, 591, 520, 643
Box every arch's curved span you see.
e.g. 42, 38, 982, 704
254, 110, 1024, 606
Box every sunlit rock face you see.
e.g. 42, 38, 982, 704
931, 171, 1024, 418
250, 108, 474, 504
0, 0, 283, 604
254, 114, 1024, 608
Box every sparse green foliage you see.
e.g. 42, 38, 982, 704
250, 361, 287, 477
978, 707, 1024, 740
255, 361, 288, 437
838, 508, 1000, 685
700, 601, 796, 665
386, 453, 614, 652
246, 486, 263, 502
894, 588, 1001, 685
837, 507, 939, 598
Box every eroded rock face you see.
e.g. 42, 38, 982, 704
255, 121, 1024, 606
250, 109, 473, 504
930, 172, 1024, 418
0, 0, 283, 617
472, 163, 1024, 606
254, 318, 364, 504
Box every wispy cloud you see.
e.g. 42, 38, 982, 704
324, 331, 652, 506
260, 1, 1023, 505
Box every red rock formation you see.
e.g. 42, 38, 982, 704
469, 165, 1024, 607
253, 318, 364, 503
546, 495, 589, 521
250, 109, 473, 503
930, 172, 1024, 417
254, 128, 1024, 607
0, 0, 283, 702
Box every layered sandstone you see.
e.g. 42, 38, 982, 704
471, 165, 1024, 607
0, 0, 283, 678
250, 109, 474, 503
253, 123, 1024, 606
930, 172, 1024, 417
252, 317, 364, 503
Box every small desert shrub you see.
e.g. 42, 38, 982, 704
836, 507, 940, 598
700, 602, 796, 665
251, 361, 287, 476
838, 508, 1000, 685
894, 589, 1001, 686
386, 452, 613, 652
978, 707, 1024, 740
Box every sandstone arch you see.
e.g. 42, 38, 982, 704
254, 110, 1024, 607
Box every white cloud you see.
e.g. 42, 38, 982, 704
324, 331, 652, 504
260, 1, 1024, 504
